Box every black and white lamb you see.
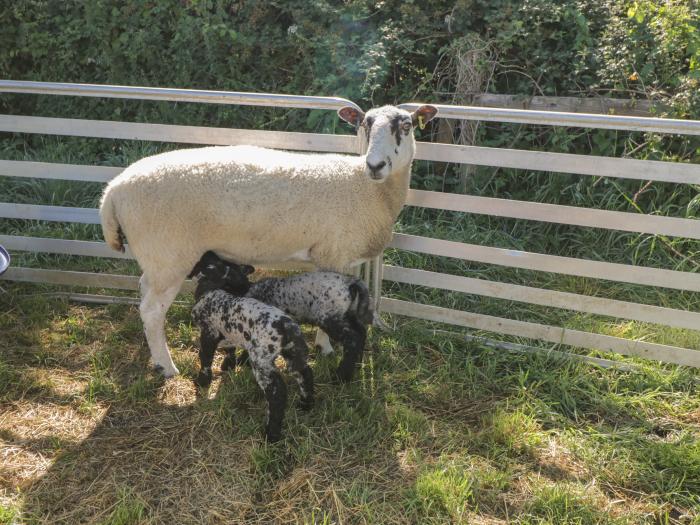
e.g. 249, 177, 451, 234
200, 251, 374, 382
189, 252, 314, 442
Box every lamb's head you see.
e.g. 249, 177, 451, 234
338, 104, 438, 182
189, 251, 254, 299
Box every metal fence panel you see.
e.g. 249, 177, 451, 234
2, 81, 699, 366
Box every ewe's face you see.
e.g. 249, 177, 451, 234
338, 104, 438, 183
363, 106, 415, 181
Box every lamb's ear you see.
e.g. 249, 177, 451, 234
411, 105, 439, 128
242, 264, 255, 275
338, 106, 365, 127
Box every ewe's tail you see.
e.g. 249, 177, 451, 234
99, 188, 125, 253
348, 281, 373, 326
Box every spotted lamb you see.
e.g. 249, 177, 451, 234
189, 252, 314, 442
199, 251, 374, 381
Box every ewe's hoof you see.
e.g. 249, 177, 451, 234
154, 364, 180, 378
315, 343, 335, 356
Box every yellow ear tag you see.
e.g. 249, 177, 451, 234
418, 115, 426, 130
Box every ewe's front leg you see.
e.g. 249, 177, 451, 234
314, 329, 334, 356
140, 278, 182, 377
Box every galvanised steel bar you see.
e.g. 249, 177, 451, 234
0, 80, 362, 112
399, 102, 700, 135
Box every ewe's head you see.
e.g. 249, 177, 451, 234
189, 251, 254, 298
338, 104, 438, 182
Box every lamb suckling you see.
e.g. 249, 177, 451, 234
201, 252, 373, 382
189, 252, 314, 442
99, 103, 438, 378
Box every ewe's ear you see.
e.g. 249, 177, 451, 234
242, 264, 255, 276
411, 105, 439, 128
338, 106, 365, 127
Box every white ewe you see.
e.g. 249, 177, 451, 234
99, 104, 438, 377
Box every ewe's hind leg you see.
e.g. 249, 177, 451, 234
140, 275, 182, 377
250, 357, 288, 442
314, 329, 334, 356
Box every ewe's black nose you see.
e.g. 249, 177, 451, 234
366, 160, 386, 173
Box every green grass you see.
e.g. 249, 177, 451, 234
0, 288, 698, 523
0, 504, 19, 525
2, 134, 700, 523
97, 488, 149, 525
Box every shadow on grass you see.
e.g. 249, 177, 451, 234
5, 295, 698, 524
17, 329, 410, 524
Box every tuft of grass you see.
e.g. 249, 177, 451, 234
121, 374, 161, 404
477, 407, 545, 457
0, 504, 18, 525
98, 488, 149, 525
386, 396, 431, 446
520, 481, 633, 525
410, 458, 475, 522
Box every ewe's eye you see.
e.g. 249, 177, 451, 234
401, 121, 412, 132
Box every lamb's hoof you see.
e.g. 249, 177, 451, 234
333, 367, 354, 383
264, 429, 282, 443
221, 356, 236, 372
154, 363, 180, 378
194, 370, 213, 389
298, 397, 314, 411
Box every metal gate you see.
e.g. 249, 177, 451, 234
2, 80, 699, 367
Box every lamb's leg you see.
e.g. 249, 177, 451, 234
324, 320, 367, 382
195, 329, 222, 388
250, 359, 287, 443
282, 345, 314, 411
314, 329, 334, 356
220, 344, 237, 371
221, 347, 249, 371
139, 276, 182, 377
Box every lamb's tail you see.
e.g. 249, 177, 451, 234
348, 281, 373, 326
99, 187, 125, 253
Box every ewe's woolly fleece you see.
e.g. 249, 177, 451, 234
101, 143, 412, 286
